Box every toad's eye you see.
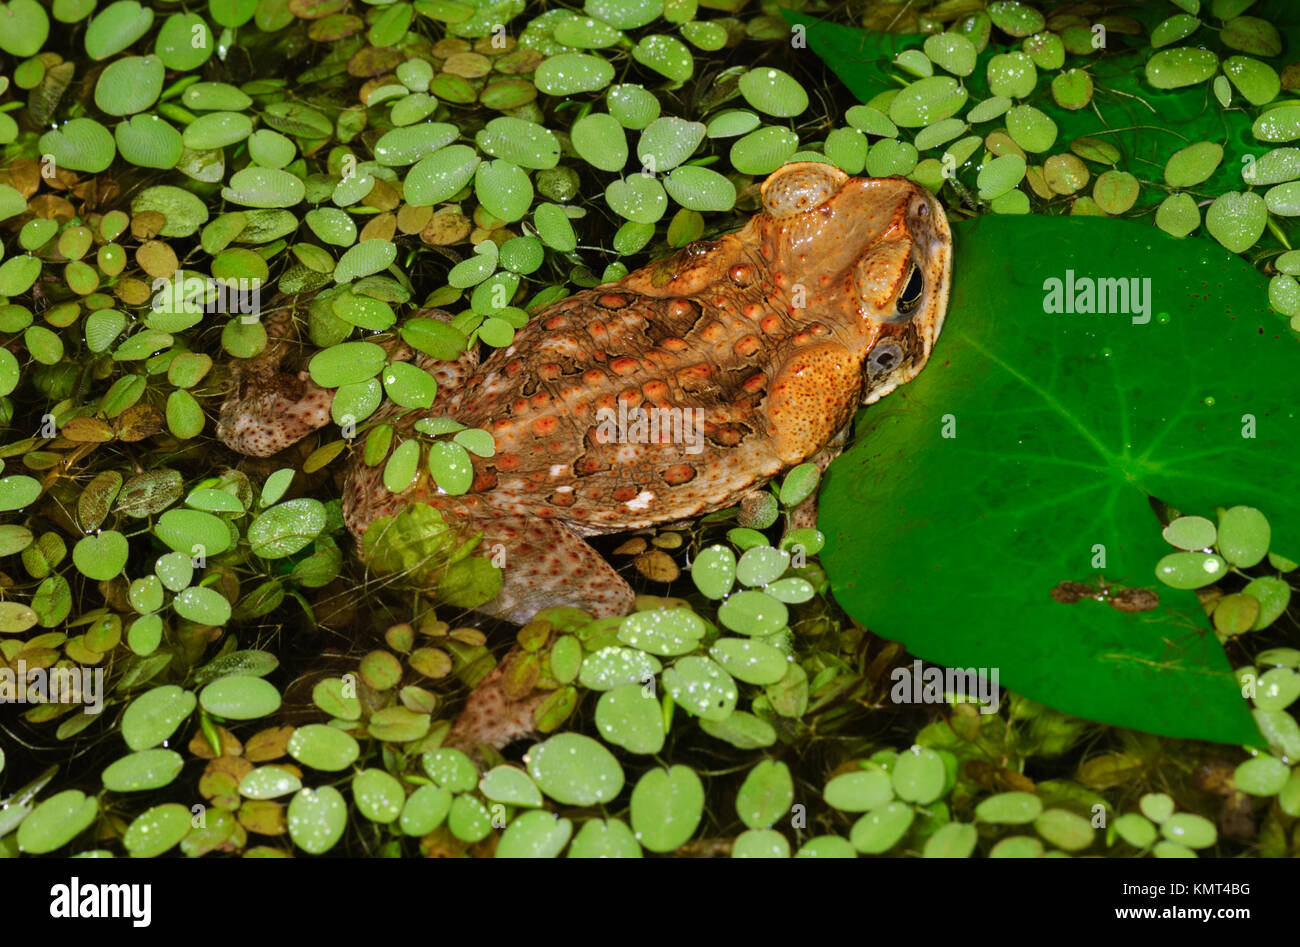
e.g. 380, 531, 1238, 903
896, 265, 925, 316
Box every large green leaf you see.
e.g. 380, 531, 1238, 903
821, 216, 1297, 746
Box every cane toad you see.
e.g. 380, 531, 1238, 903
218, 162, 953, 747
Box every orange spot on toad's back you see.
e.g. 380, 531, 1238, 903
663, 464, 696, 485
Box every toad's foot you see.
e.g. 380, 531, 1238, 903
442, 663, 549, 756
217, 307, 477, 459
216, 307, 334, 457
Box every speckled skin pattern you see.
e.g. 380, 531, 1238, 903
216, 306, 336, 457
218, 164, 953, 751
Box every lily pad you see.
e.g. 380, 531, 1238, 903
617, 607, 705, 656
400, 785, 452, 836
475, 159, 534, 222
403, 150, 479, 213
736, 760, 793, 830
820, 216, 1291, 746
850, 801, 914, 854
595, 684, 665, 754
18, 791, 97, 854
632, 34, 693, 83
571, 112, 629, 172
0, 0, 49, 57
288, 786, 347, 854
247, 499, 327, 559
352, 769, 405, 823
289, 724, 361, 772
526, 732, 624, 806
497, 811, 573, 857
154, 508, 232, 556
121, 684, 197, 750
101, 749, 184, 792
309, 341, 387, 387
199, 675, 282, 720
222, 167, 305, 208
662, 656, 737, 721
889, 76, 968, 127
94, 55, 164, 116
579, 646, 663, 690
115, 114, 184, 170
534, 53, 615, 96
923, 32, 976, 76
84, 0, 154, 60
637, 117, 705, 173
476, 116, 560, 170
39, 119, 115, 173
154, 11, 212, 70
605, 175, 668, 223
630, 765, 703, 853
1146, 47, 1219, 89
738, 67, 808, 118
1206, 191, 1267, 253
568, 818, 642, 858
72, 531, 128, 581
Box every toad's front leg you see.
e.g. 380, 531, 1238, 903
782, 426, 849, 533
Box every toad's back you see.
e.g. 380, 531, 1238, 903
347, 168, 952, 539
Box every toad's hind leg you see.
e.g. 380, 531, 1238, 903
413, 509, 635, 755
469, 513, 635, 625
217, 306, 335, 457
346, 483, 636, 624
